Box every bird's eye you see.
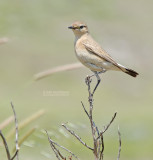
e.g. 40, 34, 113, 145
80, 25, 84, 29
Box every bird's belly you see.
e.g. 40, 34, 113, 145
75, 49, 116, 71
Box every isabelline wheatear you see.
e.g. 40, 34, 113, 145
68, 21, 138, 94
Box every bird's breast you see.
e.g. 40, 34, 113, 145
75, 40, 102, 64
74, 44, 105, 71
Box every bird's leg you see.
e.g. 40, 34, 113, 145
92, 70, 106, 95
85, 70, 106, 95
92, 72, 101, 96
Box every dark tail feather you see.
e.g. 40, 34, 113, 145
125, 68, 139, 77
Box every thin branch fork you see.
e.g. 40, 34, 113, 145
46, 131, 63, 160
11, 150, 19, 160
0, 130, 11, 160
0, 103, 20, 160
97, 112, 117, 140
47, 74, 121, 160
84, 76, 120, 160
46, 130, 80, 160
50, 139, 79, 160
85, 76, 98, 159
62, 123, 93, 151
49, 139, 61, 160
51, 141, 65, 160
81, 101, 100, 137
81, 101, 102, 160
0, 130, 19, 160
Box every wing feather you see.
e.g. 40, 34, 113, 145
82, 38, 122, 70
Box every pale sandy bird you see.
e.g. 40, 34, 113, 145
68, 21, 138, 94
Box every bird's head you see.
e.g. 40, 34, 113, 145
68, 21, 89, 37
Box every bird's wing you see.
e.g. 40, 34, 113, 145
82, 38, 122, 70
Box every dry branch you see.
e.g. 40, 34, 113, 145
62, 123, 93, 151
47, 74, 121, 160
0, 130, 11, 160
100, 135, 104, 160
117, 127, 121, 160
97, 112, 117, 140
81, 101, 89, 118
82, 76, 120, 160
0, 103, 20, 160
46, 130, 80, 160
34, 62, 83, 81
11, 102, 19, 160
48, 136, 61, 160
85, 76, 99, 159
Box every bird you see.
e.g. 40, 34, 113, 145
68, 21, 138, 94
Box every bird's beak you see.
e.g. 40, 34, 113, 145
68, 26, 74, 29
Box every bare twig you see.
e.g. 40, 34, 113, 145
11, 102, 19, 160
0, 130, 11, 160
46, 131, 80, 160
62, 123, 93, 151
34, 62, 83, 81
82, 98, 101, 160
49, 140, 61, 160
81, 101, 99, 136
86, 76, 98, 159
100, 135, 104, 160
117, 126, 121, 160
46, 131, 64, 160
48, 137, 61, 160
51, 139, 79, 159
81, 101, 89, 118
0, 103, 20, 160
11, 150, 19, 160
47, 73, 122, 160
97, 112, 117, 140
85, 76, 120, 160
52, 143, 65, 160
97, 138, 101, 159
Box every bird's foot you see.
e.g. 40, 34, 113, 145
85, 75, 92, 85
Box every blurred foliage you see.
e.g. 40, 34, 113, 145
0, 0, 153, 160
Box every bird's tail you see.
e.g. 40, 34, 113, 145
124, 68, 138, 77
118, 64, 139, 77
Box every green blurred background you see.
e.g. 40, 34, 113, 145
0, 0, 153, 159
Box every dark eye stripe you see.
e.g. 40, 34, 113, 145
80, 25, 84, 29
